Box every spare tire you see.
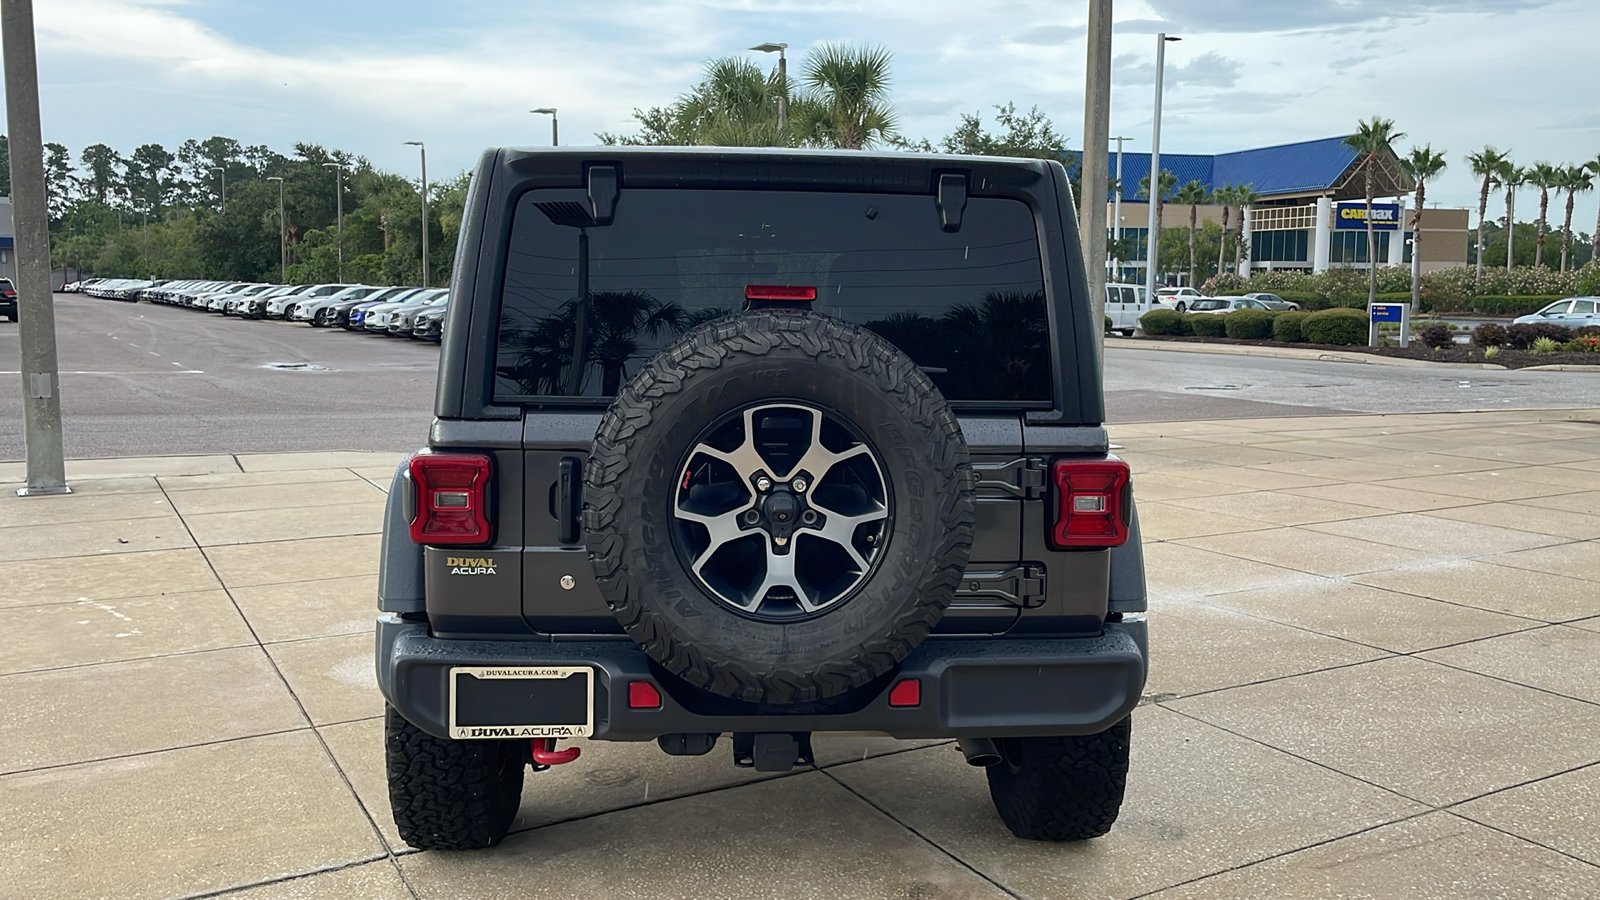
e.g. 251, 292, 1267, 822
585, 310, 974, 705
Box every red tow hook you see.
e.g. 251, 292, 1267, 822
531, 738, 581, 766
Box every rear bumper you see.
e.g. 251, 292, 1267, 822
376, 615, 1147, 742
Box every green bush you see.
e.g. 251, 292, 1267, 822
1186, 313, 1227, 337
1139, 308, 1188, 335
1273, 311, 1310, 343
1303, 308, 1368, 345
1470, 295, 1565, 316
1223, 309, 1276, 340
1105, 315, 1114, 334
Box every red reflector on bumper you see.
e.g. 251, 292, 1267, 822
888, 679, 921, 707
628, 681, 663, 709
745, 285, 817, 301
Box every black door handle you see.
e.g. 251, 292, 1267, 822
557, 457, 582, 544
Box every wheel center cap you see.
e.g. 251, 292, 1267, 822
763, 490, 800, 538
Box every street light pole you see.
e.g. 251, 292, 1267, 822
210, 166, 225, 212
750, 43, 789, 130
322, 162, 345, 281
405, 142, 429, 287
3, 0, 68, 495
531, 108, 558, 146
1145, 34, 1181, 301
1081, 1, 1112, 346
267, 176, 286, 282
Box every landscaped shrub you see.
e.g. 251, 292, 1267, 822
1530, 336, 1560, 356
1563, 334, 1600, 353
1273, 311, 1310, 343
1506, 322, 1574, 348
1105, 315, 1114, 334
1471, 295, 1564, 316
1472, 322, 1508, 347
1139, 308, 1189, 335
1302, 308, 1367, 345
1578, 325, 1600, 337
1418, 322, 1454, 349
1186, 313, 1227, 337
1223, 309, 1276, 340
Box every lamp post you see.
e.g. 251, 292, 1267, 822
322, 162, 345, 281
750, 42, 789, 129
210, 165, 225, 212
1145, 34, 1180, 301
1112, 136, 1133, 278
266, 176, 285, 283
530, 108, 558, 146
404, 141, 429, 287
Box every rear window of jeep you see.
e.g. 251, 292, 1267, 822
494, 188, 1050, 404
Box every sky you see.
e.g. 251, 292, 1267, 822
19, 0, 1600, 230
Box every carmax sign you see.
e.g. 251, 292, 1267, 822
1335, 202, 1401, 230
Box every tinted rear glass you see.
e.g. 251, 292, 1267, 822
495, 188, 1049, 403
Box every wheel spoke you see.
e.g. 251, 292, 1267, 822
745, 548, 803, 612
676, 507, 751, 575
807, 507, 887, 572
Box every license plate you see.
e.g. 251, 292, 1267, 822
448, 666, 594, 740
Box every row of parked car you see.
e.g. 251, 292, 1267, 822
1102, 282, 1301, 334
65, 278, 449, 340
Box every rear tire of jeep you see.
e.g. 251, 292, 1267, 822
585, 310, 975, 706
384, 706, 524, 851
986, 717, 1132, 841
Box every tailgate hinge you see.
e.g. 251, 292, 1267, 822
956, 564, 1047, 608
973, 457, 1048, 500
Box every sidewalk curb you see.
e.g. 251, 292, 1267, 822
1102, 337, 1594, 371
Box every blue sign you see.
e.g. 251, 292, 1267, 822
1336, 202, 1401, 231
1370, 303, 1404, 323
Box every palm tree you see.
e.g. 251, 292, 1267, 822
1501, 163, 1525, 269
1135, 169, 1177, 276
1397, 145, 1447, 309
797, 43, 897, 149
1560, 164, 1594, 272
1212, 185, 1237, 276
1232, 185, 1261, 275
1172, 180, 1210, 286
1465, 146, 1511, 283
1527, 162, 1561, 268
1587, 155, 1600, 265
1344, 117, 1405, 308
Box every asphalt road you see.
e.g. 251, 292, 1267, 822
1, 295, 1597, 459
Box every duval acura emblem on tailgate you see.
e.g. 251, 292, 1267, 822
448, 666, 595, 739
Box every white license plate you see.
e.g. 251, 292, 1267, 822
448, 666, 595, 740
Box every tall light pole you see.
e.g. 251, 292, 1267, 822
267, 176, 286, 283
1081, 2, 1112, 343
322, 162, 345, 281
530, 108, 558, 146
1112, 136, 1133, 279
210, 166, 225, 212
750, 43, 788, 129
4, 0, 69, 495
405, 141, 429, 287
1145, 34, 1181, 301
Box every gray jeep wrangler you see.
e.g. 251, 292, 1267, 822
375, 147, 1148, 850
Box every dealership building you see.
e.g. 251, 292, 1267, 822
1104, 135, 1470, 283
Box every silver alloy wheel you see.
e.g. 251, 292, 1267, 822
674, 402, 890, 619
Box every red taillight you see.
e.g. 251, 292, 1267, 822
628, 682, 663, 709
408, 452, 493, 545
745, 285, 817, 302
1048, 458, 1131, 549
888, 678, 921, 708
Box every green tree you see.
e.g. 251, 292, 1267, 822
1211, 185, 1238, 276
1499, 163, 1525, 269
1172, 180, 1210, 286
44, 142, 76, 221
1397, 145, 1447, 308
796, 43, 897, 149
1587, 154, 1600, 265
1232, 185, 1261, 274
1558, 164, 1593, 272
930, 102, 1069, 159
1526, 161, 1561, 268
600, 56, 796, 147
1344, 116, 1406, 307
1465, 146, 1510, 285
79, 143, 123, 205
1135, 168, 1178, 244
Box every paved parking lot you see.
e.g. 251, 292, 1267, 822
3, 409, 1599, 898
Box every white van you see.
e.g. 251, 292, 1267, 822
1104, 282, 1157, 335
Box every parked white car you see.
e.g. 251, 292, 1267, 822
1104, 282, 1157, 335
1513, 297, 1600, 328
1188, 296, 1274, 315
1155, 286, 1204, 312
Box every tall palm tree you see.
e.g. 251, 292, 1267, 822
1212, 185, 1237, 276
1560, 164, 1594, 272
1501, 163, 1525, 269
1135, 169, 1177, 276
1527, 162, 1561, 268
1344, 117, 1406, 307
1397, 145, 1447, 309
1232, 185, 1261, 275
797, 43, 897, 149
1587, 155, 1600, 265
1465, 146, 1511, 283
1172, 180, 1210, 286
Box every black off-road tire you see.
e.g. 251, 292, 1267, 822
384, 706, 525, 851
986, 717, 1132, 841
585, 310, 975, 706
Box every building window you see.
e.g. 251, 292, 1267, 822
1251, 230, 1309, 262
1402, 231, 1413, 265
1330, 231, 1391, 264
1109, 227, 1149, 263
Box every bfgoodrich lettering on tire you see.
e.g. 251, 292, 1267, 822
584, 310, 975, 705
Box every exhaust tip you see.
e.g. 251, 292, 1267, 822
957, 738, 1001, 768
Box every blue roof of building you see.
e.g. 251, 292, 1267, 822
1107, 135, 1360, 201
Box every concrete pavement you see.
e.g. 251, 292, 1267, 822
3, 410, 1600, 898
